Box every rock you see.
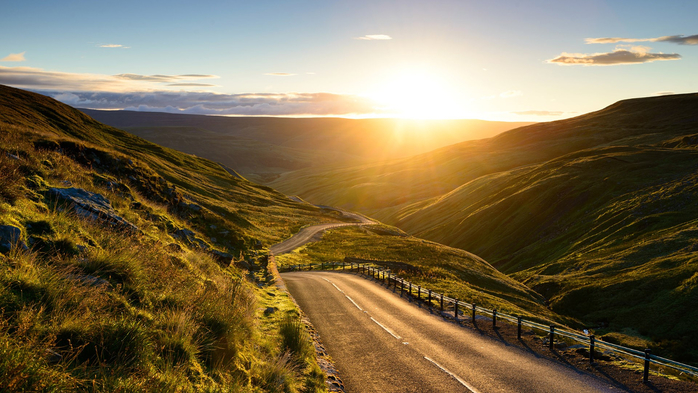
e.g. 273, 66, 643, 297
6, 152, 20, 160
0, 225, 27, 253
49, 187, 139, 233
254, 240, 263, 250
172, 228, 209, 250
264, 307, 277, 315
211, 250, 233, 265
178, 201, 202, 212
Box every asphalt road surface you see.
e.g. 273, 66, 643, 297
282, 271, 615, 393
270, 213, 372, 256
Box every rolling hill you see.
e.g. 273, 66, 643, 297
80, 108, 531, 183
272, 93, 698, 361
0, 84, 549, 390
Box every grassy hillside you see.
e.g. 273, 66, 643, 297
275, 225, 568, 325
273, 92, 698, 362
81, 108, 530, 183
0, 84, 336, 391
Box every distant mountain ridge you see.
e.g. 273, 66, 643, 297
80, 108, 531, 183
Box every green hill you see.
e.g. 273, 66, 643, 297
272, 93, 698, 362
0, 84, 341, 391
81, 108, 530, 183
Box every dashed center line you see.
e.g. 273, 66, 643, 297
370, 317, 402, 340
424, 356, 480, 393
323, 277, 363, 310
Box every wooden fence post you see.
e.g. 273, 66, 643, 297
589, 335, 595, 363
549, 326, 555, 350
643, 349, 651, 383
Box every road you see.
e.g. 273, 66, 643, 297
282, 271, 615, 393
270, 211, 372, 255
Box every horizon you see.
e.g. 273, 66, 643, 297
2, 0, 697, 122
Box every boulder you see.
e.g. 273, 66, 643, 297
211, 250, 234, 265
49, 187, 139, 232
0, 225, 27, 253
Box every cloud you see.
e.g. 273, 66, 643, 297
586, 34, 698, 45
500, 90, 523, 98
547, 47, 680, 66
513, 110, 564, 116
1, 52, 26, 62
264, 72, 296, 76
99, 44, 129, 48
39, 90, 383, 116
0, 66, 221, 92
653, 91, 675, 96
167, 83, 217, 87
115, 73, 218, 82
355, 34, 392, 40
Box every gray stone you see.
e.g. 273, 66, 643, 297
264, 307, 277, 315
48, 187, 139, 232
211, 250, 233, 265
0, 225, 27, 253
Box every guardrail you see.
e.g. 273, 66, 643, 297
279, 261, 698, 382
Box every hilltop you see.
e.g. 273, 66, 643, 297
272, 93, 698, 362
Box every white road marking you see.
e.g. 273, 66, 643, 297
424, 356, 480, 393
323, 277, 363, 311
370, 317, 402, 340
345, 295, 364, 311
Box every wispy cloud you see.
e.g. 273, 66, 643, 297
0, 66, 219, 92
586, 34, 698, 45
264, 72, 296, 76
115, 73, 218, 82
45, 90, 382, 116
653, 91, 675, 96
500, 90, 523, 98
513, 110, 564, 116
99, 44, 130, 48
548, 46, 680, 66
1, 52, 26, 62
355, 34, 392, 40
167, 83, 217, 87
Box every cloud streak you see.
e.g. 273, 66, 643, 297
42, 90, 382, 116
1, 52, 26, 62
586, 34, 698, 45
0, 66, 219, 91
264, 72, 296, 76
355, 34, 392, 40
99, 44, 129, 48
548, 47, 680, 66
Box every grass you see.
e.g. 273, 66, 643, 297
0, 85, 331, 392
275, 225, 569, 325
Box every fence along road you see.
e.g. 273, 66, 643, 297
282, 271, 615, 393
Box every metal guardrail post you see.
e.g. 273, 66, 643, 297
493, 309, 497, 329
549, 326, 555, 350
454, 299, 459, 322
644, 349, 651, 383
400, 280, 404, 295
472, 304, 476, 324
417, 286, 421, 300
517, 316, 522, 339
409, 282, 412, 295
589, 335, 595, 363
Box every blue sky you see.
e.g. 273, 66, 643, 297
1, 0, 697, 120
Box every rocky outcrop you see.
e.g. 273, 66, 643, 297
48, 187, 139, 232
171, 228, 209, 250
0, 225, 28, 253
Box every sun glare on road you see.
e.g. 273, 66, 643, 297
371, 69, 465, 119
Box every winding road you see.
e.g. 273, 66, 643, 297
272, 216, 614, 392
282, 271, 614, 393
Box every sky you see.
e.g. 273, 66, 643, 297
1, 0, 697, 121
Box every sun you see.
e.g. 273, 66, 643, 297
370, 69, 464, 119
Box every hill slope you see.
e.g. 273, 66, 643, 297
81, 108, 531, 183
273, 93, 698, 362
0, 84, 345, 391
